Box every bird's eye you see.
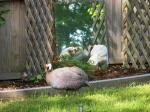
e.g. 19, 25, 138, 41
47, 67, 51, 71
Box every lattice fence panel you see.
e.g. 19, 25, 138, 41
25, 0, 55, 75
92, 0, 107, 46
123, 0, 150, 69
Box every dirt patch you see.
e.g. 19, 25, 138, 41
0, 81, 47, 91
90, 65, 150, 80
0, 65, 150, 91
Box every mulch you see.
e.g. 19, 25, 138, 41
0, 65, 150, 91
90, 65, 150, 80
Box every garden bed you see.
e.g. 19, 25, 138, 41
0, 65, 150, 91
1, 73, 150, 100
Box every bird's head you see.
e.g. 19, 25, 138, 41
44, 63, 52, 72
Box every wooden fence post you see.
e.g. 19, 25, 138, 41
105, 0, 123, 64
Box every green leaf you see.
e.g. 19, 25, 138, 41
29, 77, 36, 81
0, 9, 9, 15
36, 75, 43, 80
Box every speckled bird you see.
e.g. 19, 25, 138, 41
45, 63, 89, 90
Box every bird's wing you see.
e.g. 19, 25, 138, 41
49, 67, 88, 88
61, 72, 85, 89
69, 67, 88, 80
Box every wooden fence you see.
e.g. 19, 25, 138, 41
92, 0, 150, 68
25, 0, 56, 75
92, 1, 107, 46
0, 0, 26, 79
0, 0, 55, 80
89, 0, 122, 64
0, 0, 149, 80
122, 0, 150, 69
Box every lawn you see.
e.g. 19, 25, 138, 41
1, 83, 150, 112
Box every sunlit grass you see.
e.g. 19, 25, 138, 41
1, 83, 150, 112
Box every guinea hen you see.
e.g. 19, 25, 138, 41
45, 64, 89, 90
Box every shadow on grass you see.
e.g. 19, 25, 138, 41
0, 90, 96, 112
1, 85, 150, 112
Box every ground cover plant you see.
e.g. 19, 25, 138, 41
1, 83, 150, 112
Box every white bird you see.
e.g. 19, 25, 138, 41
45, 63, 89, 90
88, 44, 108, 68
60, 46, 81, 58
73, 49, 90, 62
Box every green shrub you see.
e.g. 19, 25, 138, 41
28, 56, 96, 83
0, 3, 9, 27
28, 65, 46, 83
28, 71, 45, 83
53, 58, 96, 76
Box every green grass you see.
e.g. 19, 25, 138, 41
1, 83, 150, 112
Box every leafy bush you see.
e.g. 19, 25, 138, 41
87, 3, 104, 18
29, 72, 45, 83
28, 65, 46, 83
0, 3, 9, 27
59, 54, 73, 62
52, 57, 96, 76
28, 55, 96, 83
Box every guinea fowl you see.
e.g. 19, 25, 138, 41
88, 44, 108, 69
45, 64, 89, 90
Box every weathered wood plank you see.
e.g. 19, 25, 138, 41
105, 0, 123, 64
0, 73, 21, 80
0, 1, 26, 79
0, 2, 11, 72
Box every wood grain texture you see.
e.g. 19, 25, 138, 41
0, 73, 21, 80
105, 0, 123, 64
0, 1, 26, 76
